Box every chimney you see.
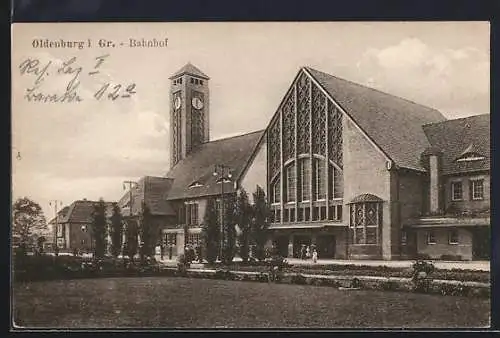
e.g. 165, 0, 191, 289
422, 147, 442, 214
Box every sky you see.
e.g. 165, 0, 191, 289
11, 21, 490, 222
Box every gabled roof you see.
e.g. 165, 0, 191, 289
50, 200, 115, 224
169, 62, 210, 80
48, 206, 70, 225
423, 113, 490, 175
118, 176, 176, 216
165, 130, 264, 200
305, 67, 447, 171
349, 193, 384, 204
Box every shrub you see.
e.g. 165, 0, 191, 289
350, 278, 361, 288
215, 269, 235, 280
382, 280, 398, 291
291, 274, 307, 285
256, 272, 269, 282
411, 260, 435, 277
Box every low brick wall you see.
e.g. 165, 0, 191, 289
167, 267, 490, 298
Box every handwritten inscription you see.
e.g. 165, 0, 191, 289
18, 55, 137, 103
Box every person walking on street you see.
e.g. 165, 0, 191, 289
306, 245, 311, 259
312, 249, 318, 263
300, 244, 306, 260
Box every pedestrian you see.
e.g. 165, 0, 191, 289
306, 245, 311, 259
300, 244, 306, 260
312, 249, 318, 263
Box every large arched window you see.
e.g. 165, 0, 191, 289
270, 177, 281, 204
313, 158, 326, 200
349, 194, 383, 245
298, 158, 311, 202
285, 163, 296, 202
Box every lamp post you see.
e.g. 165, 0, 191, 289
123, 180, 138, 257
213, 164, 232, 262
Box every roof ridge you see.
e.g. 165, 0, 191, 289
422, 113, 490, 128
305, 66, 443, 114
208, 129, 265, 143
166, 129, 265, 175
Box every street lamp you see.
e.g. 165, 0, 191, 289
213, 164, 232, 262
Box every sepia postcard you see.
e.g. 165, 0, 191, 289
11, 22, 491, 330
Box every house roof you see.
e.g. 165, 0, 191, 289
305, 67, 447, 171
169, 62, 210, 80
48, 206, 70, 225
118, 176, 176, 216
423, 113, 490, 175
50, 200, 115, 224
164, 130, 265, 200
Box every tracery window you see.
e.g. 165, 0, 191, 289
285, 163, 296, 203
328, 103, 343, 168
268, 119, 281, 179
313, 158, 326, 200
298, 158, 311, 202
282, 92, 295, 162
311, 85, 326, 155
350, 202, 382, 245
297, 74, 311, 154
271, 177, 281, 204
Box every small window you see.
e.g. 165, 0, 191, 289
448, 229, 459, 244
328, 206, 335, 221
312, 207, 319, 221
304, 207, 310, 221
451, 181, 463, 201
471, 179, 484, 200
457, 154, 486, 162
401, 231, 407, 245
166, 234, 177, 246
190, 78, 194, 84
427, 231, 436, 245
297, 208, 304, 222
200, 80, 204, 85
290, 208, 295, 222
179, 78, 182, 84
320, 206, 327, 220
188, 181, 204, 188
283, 209, 289, 223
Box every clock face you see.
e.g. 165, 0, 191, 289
192, 97, 204, 110
174, 96, 181, 110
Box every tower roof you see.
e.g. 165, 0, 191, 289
169, 62, 210, 80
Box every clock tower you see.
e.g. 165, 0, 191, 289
169, 63, 210, 168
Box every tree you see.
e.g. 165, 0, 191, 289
139, 202, 156, 262
201, 198, 219, 264
222, 193, 237, 264
251, 185, 270, 261
109, 203, 123, 258
235, 189, 252, 263
123, 219, 138, 261
91, 198, 107, 259
12, 197, 47, 255
36, 236, 46, 255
